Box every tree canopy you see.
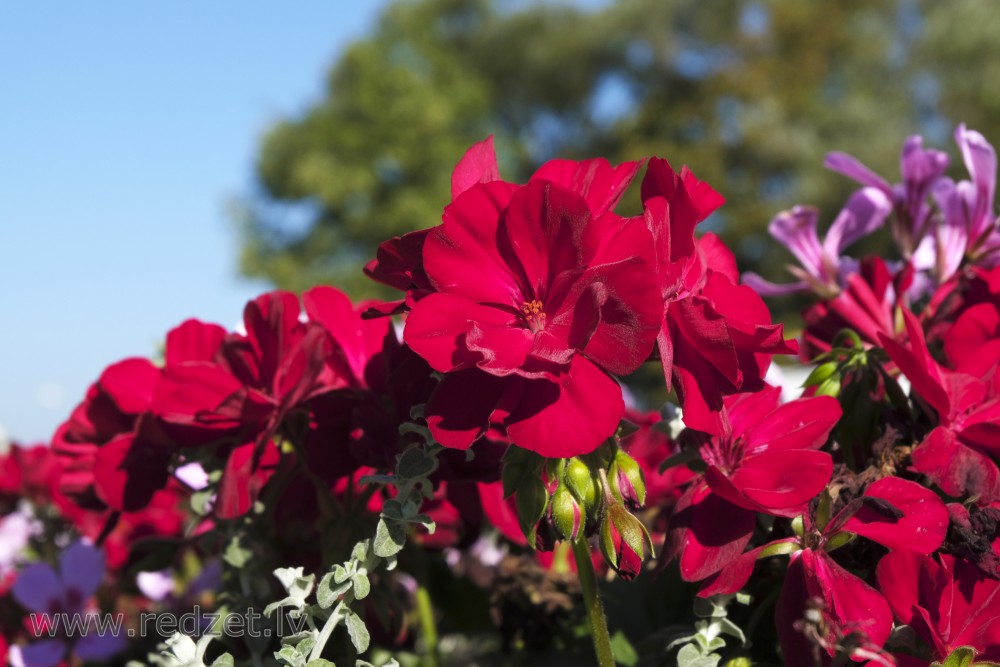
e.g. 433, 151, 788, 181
238, 0, 994, 298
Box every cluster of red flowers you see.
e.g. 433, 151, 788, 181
2, 130, 999, 667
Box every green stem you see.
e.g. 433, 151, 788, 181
309, 601, 346, 662
415, 584, 440, 667
572, 537, 615, 667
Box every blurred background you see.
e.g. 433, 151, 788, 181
3, 0, 997, 443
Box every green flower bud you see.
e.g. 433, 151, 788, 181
803, 361, 839, 388
515, 475, 550, 549
608, 450, 646, 510
598, 502, 652, 581
564, 457, 599, 515
550, 486, 583, 542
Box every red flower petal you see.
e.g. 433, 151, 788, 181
98, 358, 160, 415
664, 482, 756, 581
531, 157, 642, 217
426, 370, 520, 450
425, 181, 520, 304
451, 135, 500, 199
912, 427, 1000, 502
404, 293, 531, 375
841, 477, 948, 554
504, 356, 623, 458
165, 319, 227, 366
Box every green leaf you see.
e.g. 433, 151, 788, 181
373, 518, 406, 558
345, 610, 371, 653
610, 630, 638, 667
317, 572, 351, 609
210, 655, 235, 667
934, 647, 977, 667
352, 572, 371, 600
306, 661, 336, 667
396, 447, 438, 479
223, 536, 253, 568
677, 644, 721, 667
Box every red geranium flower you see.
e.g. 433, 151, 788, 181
392, 140, 663, 457
639, 159, 797, 434
665, 386, 840, 581
699, 477, 947, 665
880, 308, 1000, 501
877, 549, 1000, 663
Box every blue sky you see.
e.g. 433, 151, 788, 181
0, 2, 389, 442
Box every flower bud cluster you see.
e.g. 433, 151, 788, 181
503, 441, 653, 579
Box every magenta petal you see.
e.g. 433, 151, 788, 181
823, 186, 891, 254
531, 157, 642, 217
698, 539, 798, 597
824, 151, 892, 193
98, 358, 160, 415
665, 483, 756, 582
505, 356, 622, 458
841, 477, 948, 554
165, 319, 227, 365
427, 370, 518, 450
12, 563, 62, 613
875, 550, 945, 634
426, 181, 521, 303
912, 427, 1000, 502
499, 180, 589, 302
731, 449, 833, 514
405, 293, 529, 374
741, 394, 841, 454
451, 136, 501, 199
879, 310, 951, 419
777, 550, 892, 665
58, 542, 105, 602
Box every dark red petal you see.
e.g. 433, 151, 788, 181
777, 550, 892, 665
451, 136, 501, 199
841, 477, 948, 554
426, 370, 519, 450
879, 309, 951, 418
216, 441, 281, 519
641, 158, 721, 261
303, 285, 390, 386
499, 180, 589, 305
504, 356, 623, 458
93, 432, 171, 512
664, 483, 756, 581
912, 427, 1000, 502
698, 538, 798, 597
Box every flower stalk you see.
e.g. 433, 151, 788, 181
572, 536, 615, 667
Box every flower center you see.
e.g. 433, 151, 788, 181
521, 299, 547, 332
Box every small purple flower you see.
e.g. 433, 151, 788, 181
826, 134, 948, 255
743, 187, 890, 298
927, 124, 1000, 281
10, 542, 124, 667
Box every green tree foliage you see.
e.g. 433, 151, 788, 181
239, 0, 992, 298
